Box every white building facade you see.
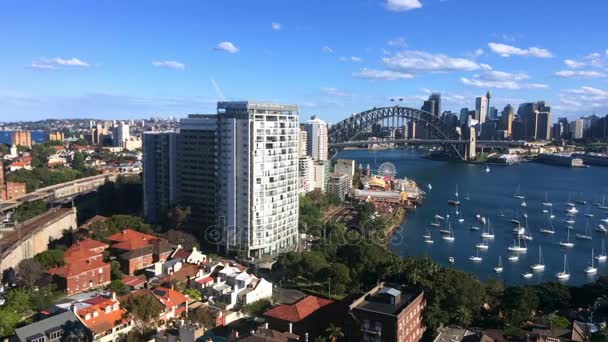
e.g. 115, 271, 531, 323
298, 157, 314, 194
305, 116, 328, 161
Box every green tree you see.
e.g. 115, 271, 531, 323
242, 299, 273, 316
34, 249, 65, 268
328, 263, 351, 295
189, 307, 217, 329
182, 288, 202, 301
0, 309, 21, 336
13, 200, 47, 222
548, 313, 570, 329
109, 280, 130, 295
110, 260, 124, 280
325, 324, 344, 342
534, 282, 571, 312
123, 293, 164, 322
502, 286, 539, 326
72, 152, 86, 171
16, 258, 45, 287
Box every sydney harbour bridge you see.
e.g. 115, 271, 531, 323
328, 105, 525, 161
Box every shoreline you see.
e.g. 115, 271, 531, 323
383, 207, 406, 243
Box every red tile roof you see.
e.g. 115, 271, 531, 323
108, 229, 160, 250
196, 276, 214, 285
122, 276, 146, 287
152, 287, 188, 309
64, 239, 108, 263
47, 258, 109, 278
77, 296, 127, 334
264, 295, 333, 322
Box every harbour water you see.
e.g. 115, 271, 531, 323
335, 148, 608, 286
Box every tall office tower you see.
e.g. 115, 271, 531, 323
429, 93, 441, 117
512, 118, 524, 140
518, 102, 538, 140
536, 101, 551, 140
143, 131, 177, 223
92, 124, 103, 145
552, 122, 563, 140
298, 156, 314, 194
500, 105, 515, 137
305, 116, 328, 161
488, 107, 499, 121
113, 123, 130, 147
570, 119, 584, 139
11, 131, 32, 148
298, 128, 308, 158
176, 115, 218, 230
407, 120, 417, 139
421, 99, 435, 115
459, 108, 470, 126
475, 91, 490, 124
558, 117, 570, 139
217, 102, 299, 258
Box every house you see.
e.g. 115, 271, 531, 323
234, 327, 300, 342
12, 311, 91, 342
205, 263, 273, 310
121, 275, 146, 290
263, 295, 335, 338
185, 247, 207, 265
47, 239, 111, 295
151, 287, 189, 321
434, 327, 495, 342
349, 282, 426, 342
75, 293, 133, 342
107, 229, 173, 275
8, 156, 32, 171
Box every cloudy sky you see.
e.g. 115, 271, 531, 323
1, 0, 608, 123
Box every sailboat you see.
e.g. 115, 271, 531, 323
508, 254, 519, 262
469, 248, 483, 262
539, 214, 556, 234
566, 193, 575, 207
469, 225, 481, 231
597, 224, 608, 233
481, 219, 495, 239
448, 185, 460, 206
530, 246, 545, 271
476, 237, 489, 250
465, 193, 471, 201
542, 192, 553, 207
575, 221, 592, 240
508, 235, 527, 253
550, 207, 556, 220
494, 256, 503, 273
521, 200, 527, 208
514, 185, 525, 199
522, 272, 533, 279
521, 216, 533, 241
596, 240, 607, 262
556, 254, 570, 280
585, 205, 594, 218
439, 218, 450, 234
485, 165, 490, 173
560, 228, 575, 248
585, 249, 598, 275
422, 229, 431, 239
597, 196, 608, 210
435, 214, 445, 220
442, 222, 455, 242
430, 216, 440, 227
567, 206, 579, 215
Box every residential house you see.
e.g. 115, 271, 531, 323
75, 293, 133, 342
47, 239, 111, 295
12, 311, 91, 342
263, 295, 335, 338
205, 263, 273, 310
107, 229, 173, 275
120, 287, 189, 325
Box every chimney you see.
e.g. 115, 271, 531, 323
112, 292, 116, 301
289, 322, 293, 334
265, 323, 269, 329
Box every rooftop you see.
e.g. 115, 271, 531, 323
350, 282, 423, 316
263, 295, 334, 323
14, 311, 89, 342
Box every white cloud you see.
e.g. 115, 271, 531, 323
30, 57, 90, 70
385, 0, 423, 12
353, 68, 414, 80
461, 70, 548, 89
558, 86, 608, 113
387, 37, 407, 47
340, 56, 362, 63
382, 50, 482, 73
488, 42, 553, 58
271, 22, 282, 31
554, 70, 606, 78
214, 41, 239, 53
474, 48, 484, 56
564, 59, 585, 69
152, 60, 185, 70
320, 87, 351, 97
322, 46, 334, 54
566, 86, 608, 97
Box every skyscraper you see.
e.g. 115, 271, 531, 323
518, 102, 538, 140
298, 128, 308, 158
570, 119, 584, 139
113, 122, 130, 147
475, 91, 490, 124
11, 131, 32, 148
143, 131, 177, 223
459, 108, 470, 126
500, 105, 514, 137
305, 116, 328, 161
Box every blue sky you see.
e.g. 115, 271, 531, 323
1, 0, 608, 123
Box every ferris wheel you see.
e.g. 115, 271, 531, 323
377, 162, 397, 178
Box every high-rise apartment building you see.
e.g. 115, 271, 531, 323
12, 131, 32, 148
113, 123, 130, 148
298, 128, 308, 158
475, 91, 490, 124
216, 102, 299, 257
143, 131, 177, 223
298, 157, 314, 195
304, 116, 328, 161
49, 132, 64, 142
570, 119, 584, 139
501, 105, 514, 137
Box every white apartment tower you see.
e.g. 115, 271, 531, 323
217, 102, 299, 258
298, 129, 308, 158
113, 122, 130, 148
475, 91, 490, 124
305, 116, 328, 161
298, 157, 314, 194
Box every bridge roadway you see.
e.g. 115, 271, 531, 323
0, 171, 140, 214
329, 138, 530, 149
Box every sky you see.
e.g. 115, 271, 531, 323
1, 0, 608, 123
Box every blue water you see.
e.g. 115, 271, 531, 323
336, 148, 608, 286
0, 131, 48, 145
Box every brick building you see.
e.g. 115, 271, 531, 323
76, 293, 133, 342
2, 181, 27, 201
47, 239, 111, 295
263, 295, 335, 338
349, 283, 425, 342
107, 229, 173, 275
12, 130, 32, 148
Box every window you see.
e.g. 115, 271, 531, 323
48, 329, 63, 341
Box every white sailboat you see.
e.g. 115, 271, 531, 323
530, 246, 545, 271
435, 214, 445, 220
566, 194, 575, 207
521, 216, 533, 241
508, 235, 527, 253
469, 248, 483, 262
575, 221, 592, 240
430, 216, 440, 227
476, 238, 489, 250
448, 185, 460, 206
539, 214, 556, 234
522, 272, 533, 279
485, 165, 490, 173
556, 254, 570, 280
596, 240, 607, 262
585, 205, 594, 218
494, 256, 503, 273
597, 224, 608, 233
442, 222, 455, 242
508, 254, 519, 262
514, 185, 525, 199
542, 192, 553, 207
481, 219, 495, 239
597, 195, 608, 210
585, 249, 598, 275
560, 228, 575, 248
422, 229, 431, 239
469, 225, 481, 231
567, 206, 579, 215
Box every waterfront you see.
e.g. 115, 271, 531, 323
336, 148, 608, 286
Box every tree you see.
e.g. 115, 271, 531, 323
16, 258, 45, 287
13, 200, 47, 222
123, 293, 164, 322
502, 286, 539, 326
189, 307, 217, 329
548, 313, 570, 329
0, 309, 21, 336
166, 229, 199, 250
325, 324, 344, 342
110, 260, 124, 280
182, 288, 202, 301
34, 249, 65, 268
72, 152, 86, 171
328, 263, 351, 295
164, 206, 192, 231
109, 280, 130, 295
534, 282, 571, 313
242, 299, 273, 316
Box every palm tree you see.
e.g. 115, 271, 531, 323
325, 324, 344, 342
313, 336, 327, 342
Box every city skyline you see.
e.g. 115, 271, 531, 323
1, 0, 608, 122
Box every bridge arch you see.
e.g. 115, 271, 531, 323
328, 106, 465, 159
